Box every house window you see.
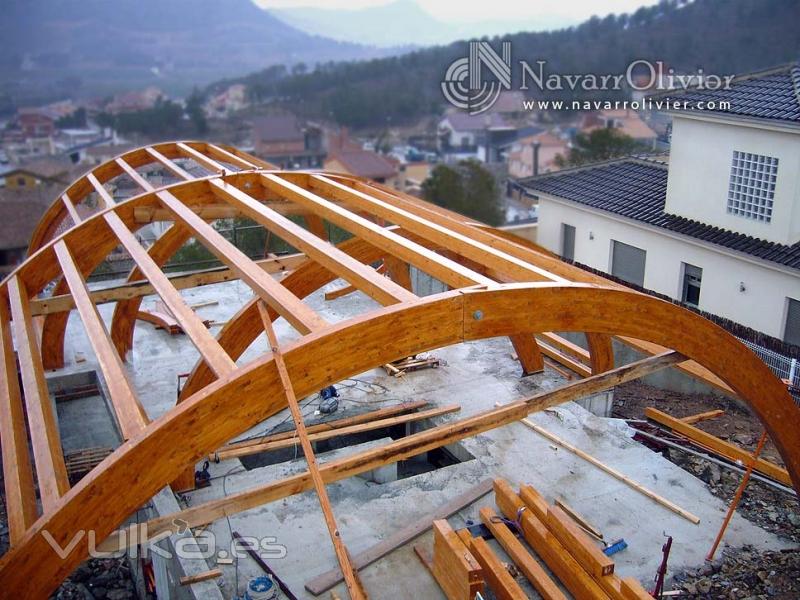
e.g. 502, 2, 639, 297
560, 223, 575, 261
610, 240, 646, 287
680, 263, 702, 307
785, 298, 800, 346
727, 150, 778, 223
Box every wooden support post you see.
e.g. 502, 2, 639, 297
431, 520, 484, 600
256, 301, 367, 600
479, 507, 567, 600
0, 299, 39, 544
706, 430, 769, 561
493, 480, 609, 600
305, 214, 328, 240
645, 407, 791, 486
383, 255, 413, 291
509, 334, 545, 375
305, 479, 492, 595
7, 276, 70, 511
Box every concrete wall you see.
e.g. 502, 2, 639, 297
537, 197, 800, 339
665, 116, 800, 245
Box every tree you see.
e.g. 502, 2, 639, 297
554, 128, 647, 168
185, 88, 208, 135
422, 160, 504, 226
56, 107, 87, 129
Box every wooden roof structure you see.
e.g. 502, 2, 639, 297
0, 141, 798, 598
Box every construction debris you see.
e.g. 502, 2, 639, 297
383, 354, 441, 377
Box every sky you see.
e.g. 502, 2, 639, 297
256, 0, 662, 23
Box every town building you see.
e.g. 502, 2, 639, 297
521, 64, 800, 344
580, 108, 659, 149
251, 115, 325, 169
0, 156, 75, 190
507, 130, 569, 178
324, 130, 399, 187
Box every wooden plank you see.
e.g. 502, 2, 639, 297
157, 189, 327, 334
86, 172, 115, 209
146, 146, 193, 180
0, 298, 39, 544
209, 178, 415, 306
115, 157, 154, 191
479, 507, 567, 600
545, 505, 615, 577
510, 411, 701, 524
681, 409, 724, 424
101, 351, 685, 552
645, 407, 791, 486
310, 175, 564, 284
177, 142, 226, 173
538, 332, 591, 364
517, 484, 549, 521
305, 214, 328, 240
7, 276, 70, 510
493, 480, 610, 600
261, 173, 494, 289
206, 143, 263, 170
105, 212, 236, 378
61, 193, 81, 225
221, 400, 428, 453
54, 241, 148, 439
537, 339, 592, 378
256, 301, 367, 599
179, 568, 222, 586
214, 404, 460, 461
469, 536, 528, 600
509, 334, 544, 375
431, 520, 484, 600
30, 253, 308, 316
305, 478, 493, 596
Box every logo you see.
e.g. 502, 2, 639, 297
441, 41, 512, 115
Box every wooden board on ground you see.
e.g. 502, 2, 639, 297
305, 478, 493, 595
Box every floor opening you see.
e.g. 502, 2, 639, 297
238, 417, 475, 482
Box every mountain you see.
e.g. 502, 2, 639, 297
0, 0, 398, 103
268, 0, 572, 48
230, 0, 800, 129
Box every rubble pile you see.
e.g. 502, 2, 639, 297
52, 558, 138, 600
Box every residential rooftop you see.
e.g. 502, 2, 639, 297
521, 158, 800, 270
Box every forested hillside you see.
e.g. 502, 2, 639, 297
224, 0, 800, 128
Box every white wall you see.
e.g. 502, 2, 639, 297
538, 197, 800, 339
665, 116, 800, 245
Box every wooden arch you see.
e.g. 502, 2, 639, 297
1, 142, 798, 598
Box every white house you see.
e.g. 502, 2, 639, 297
521, 64, 800, 344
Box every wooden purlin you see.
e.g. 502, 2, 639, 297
177, 142, 227, 173
261, 173, 495, 289
61, 193, 82, 225
156, 188, 327, 334
100, 350, 685, 552
146, 146, 193, 180
310, 174, 565, 284
7, 276, 70, 511
0, 298, 39, 544
256, 301, 367, 599
54, 240, 149, 438
208, 178, 416, 306
115, 157, 155, 191
105, 212, 236, 378
86, 173, 115, 209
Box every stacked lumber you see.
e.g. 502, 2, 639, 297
422, 478, 652, 600
65, 447, 113, 482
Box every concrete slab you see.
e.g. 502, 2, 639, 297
56, 277, 794, 599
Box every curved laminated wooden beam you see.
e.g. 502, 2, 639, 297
4, 142, 799, 599
1, 286, 798, 598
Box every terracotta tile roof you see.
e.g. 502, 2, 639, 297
327, 150, 398, 180
252, 115, 305, 143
